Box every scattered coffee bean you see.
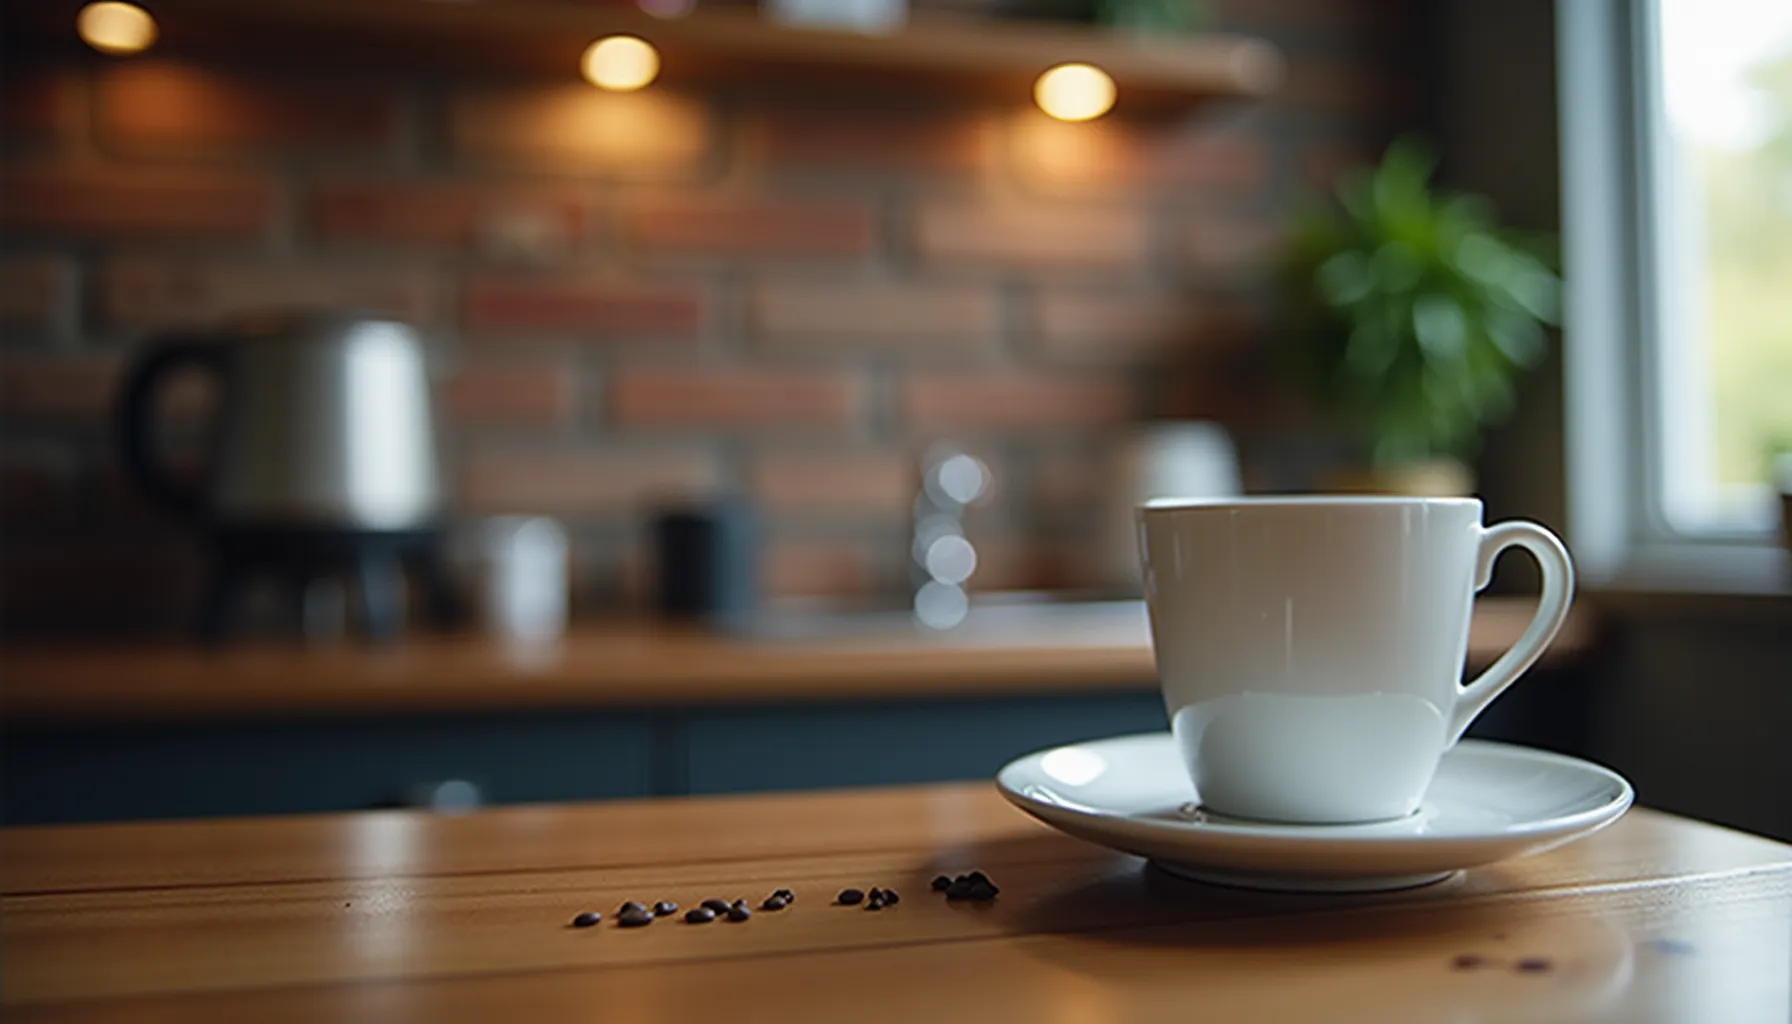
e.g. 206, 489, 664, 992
702, 898, 733, 914
931, 875, 952, 891
572, 911, 603, 928
727, 901, 752, 922
619, 900, 649, 915
883, 889, 899, 905
618, 906, 654, 928
653, 901, 678, 917
868, 887, 883, 902
772, 888, 795, 902
1514, 958, 1553, 973
966, 871, 990, 886
969, 882, 999, 901
1451, 954, 1487, 970
762, 895, 789, 911
945, 879, 973, 901
865, 899, 884, 911
838, 888, 865, 905
685, 907, 716, 924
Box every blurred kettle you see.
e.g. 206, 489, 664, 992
117, 311, 443, 530
1103, 421, 1241, 591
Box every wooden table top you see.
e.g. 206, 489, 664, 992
3, 782, 1787, 1022
0, 598, 1591, 723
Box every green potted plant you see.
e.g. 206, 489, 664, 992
1283, 138, 1563, 495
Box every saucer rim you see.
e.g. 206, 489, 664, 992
995, 734, 1635, 847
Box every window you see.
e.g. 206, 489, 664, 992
1558, 0, 1790, 584
1650, 0, 1792, 534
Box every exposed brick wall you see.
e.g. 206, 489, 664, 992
0, 0, 1423, 634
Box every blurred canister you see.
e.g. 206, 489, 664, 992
481, 516, 569, 642
654, 498, 759, 622
1104, 422, 1241, 591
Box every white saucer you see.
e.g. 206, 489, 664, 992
997, 734, 1634, 892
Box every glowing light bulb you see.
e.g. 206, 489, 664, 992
77, 1, 157, 56
581, 36, 660, 92
1034, 63, 1116, 122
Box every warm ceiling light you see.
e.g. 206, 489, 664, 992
581, 36, 660, 92
76, 1, 158, 56
1034, 63, 1116, 122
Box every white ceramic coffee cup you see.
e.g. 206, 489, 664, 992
1137, 496, 1574, 824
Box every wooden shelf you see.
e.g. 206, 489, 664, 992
0, 599, 1592, 724
4, 0, 1283, 112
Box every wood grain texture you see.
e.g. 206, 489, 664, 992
0, 599, 1592, 723
3, 785, 1789, 1021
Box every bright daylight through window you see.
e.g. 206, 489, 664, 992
1651, 0, 1792, 534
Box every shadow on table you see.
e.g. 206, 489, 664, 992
962, 846, 1637, 1022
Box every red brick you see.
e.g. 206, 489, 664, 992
463, 274, 705, 339
750, 280, 1000, 350
1278, 62, 1417, 119
748, 451, 913, 515
1302, 141, 1378, 191
97, 62, 396, 155
762, 539, 877, 598
1032, 448, 1104, 509
756, 109, 992, 176
611, 367, 863, 429
0, 69, 81, 143
1211, 0, 1418, 31
460, 450, 716, 514
964, 538, 1092, 593
0, 166, 275, 238
0, 256, 71, 330
443, 362, 576, 428
625, 198, 875, 259
915, 201, 1148, 271
451, 87, 711, 177
900, 370, 1134, 431
1183, 213, 1284, 272
1007, 114, 1267, 194
0, 355, 121, 418
1033, 292, 1209, 362
101, 259, 436, 329
312, 181, 594, 254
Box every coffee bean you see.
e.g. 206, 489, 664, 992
619, 900, 648, 915
837, 888, 865, 905
762, 895, 789, 911
702, 898, 733, 914
968, 881, 998, 901
727, 902, 752, 922
653, 901, 678, 917
931, 875, 952, 891
966, 871, 990, 886
684, 907, 716, 924
1514, 958, 1553, 973
618, 907, 654, 928
571, 911, 602, 928
945, 879, 972, 901
882, 889, 899, 905
868, 887, 883, 902
772, 888, 794, 902
1451, 954, 1487, 970
865, 894, 885, 910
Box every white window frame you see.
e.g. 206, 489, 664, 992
1557, 0, 1788, 591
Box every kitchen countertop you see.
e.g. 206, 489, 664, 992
2, 782, 1787, 1021
0, 598, 1593, 724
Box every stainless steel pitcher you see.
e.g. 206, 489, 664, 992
118, 311, 443, 530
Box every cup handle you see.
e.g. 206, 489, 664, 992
1447, 520, 1576, 745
